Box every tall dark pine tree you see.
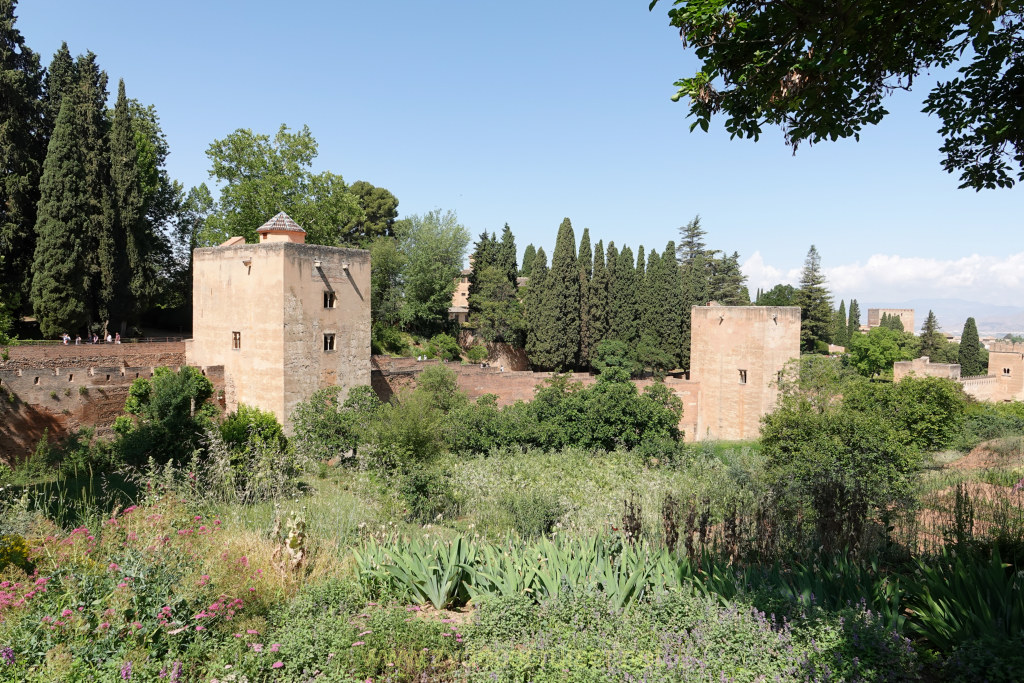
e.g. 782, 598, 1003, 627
578, 228, 593, 363
848, 299, 861, 340
520, 243, 536, 277
640, 248, 660, 342
0, 0, 44, 312
709, 251, 748, 305
636, 245, 645, 280
539, 218, 581, 369
795, 245, 833, 352
110, 79, 146, 327
587, 240, 609, 364
677, 215, 707, 264
31, 98, 90, 337
959, 317, 984, 376
496, 223, 517, 284
920, 310, 944, 360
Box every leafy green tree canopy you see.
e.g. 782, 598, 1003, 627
846, 327, 919, 378
199, 124, 360, 246
652, 0, 1024, 189
398, 209, 469, 336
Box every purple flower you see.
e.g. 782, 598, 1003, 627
1, 647, 14, 666
121, 660, 133, 680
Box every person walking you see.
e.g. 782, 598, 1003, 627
106, 333, 112, 343
62, 333, 69, 345
75, 335, 81, 345
114, 332, 121, 344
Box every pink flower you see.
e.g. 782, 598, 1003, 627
132, 621, 142, 630
99, 622, 110, 630
250, 643, 263, 652
351, 641, 365, 647
233, 633, 243, 638
270, 644, 280, 652
359, 630, 372, 636
108, 563, 119, 571
195, 625, 205, 631
271, 662, 283, 669
61, 609, 72, 617
246, 629, 259, 634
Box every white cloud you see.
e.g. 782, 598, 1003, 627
741, 251, 1024, 307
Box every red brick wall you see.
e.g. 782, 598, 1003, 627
1, 341, 186, 370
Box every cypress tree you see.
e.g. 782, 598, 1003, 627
524, 248, 551, 366
660, 242, 685, 366
31, 97, 90, 337
70, 53, 114, 330
795, 245, 833, 352
578, 228, 592, 363
541, 218, 581, 369
959, 317, 984, 376
605, 241, 618, 302
41, 41, 75, 141
611, 245, 639, 346
640, 248, 659, 341
578, 228, 592, 281
587, 240, 609, 364
110, 79, 145, 326
920, 310, 944, 359
468, 231, 495, 316
833, 300, 848, 347
0, 0, 44, 311
848, 299, 861, 340
497, 223, 517, 283
520, 243, 536, 277
636, 244, 645, 280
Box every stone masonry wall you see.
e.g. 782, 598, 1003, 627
0, 361, 224, 464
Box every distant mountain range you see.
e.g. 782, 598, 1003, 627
860, 298, 1024, 337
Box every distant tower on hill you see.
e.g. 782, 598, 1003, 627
186, 212, 371, 431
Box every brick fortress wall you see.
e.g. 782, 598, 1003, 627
0, 342, 224, 464
371, 356, 701, 440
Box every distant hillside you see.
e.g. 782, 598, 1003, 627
861, 298, 1024, 337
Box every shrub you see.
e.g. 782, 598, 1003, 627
426, 332, 461, 361
416, 364, 465, 413
371, 323, 410, 355
466, 344, 488, 363
291, 386, 382, 462
398, 464, 461, 524
497, 488, 563, 537
220, 403, 287, 454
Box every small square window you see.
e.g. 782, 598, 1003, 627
738, 369, 747, 384
232, 331, 241, 350
323, 333, 336, 351
324, 290, 337, 308
1004, 368, 1012, 376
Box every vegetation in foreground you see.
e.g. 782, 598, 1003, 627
2, 359, 1024, 681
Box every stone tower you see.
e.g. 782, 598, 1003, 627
688, 304, 801, 441
186, 213, 371, 431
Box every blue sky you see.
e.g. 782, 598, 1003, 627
15, 0, 1022, 310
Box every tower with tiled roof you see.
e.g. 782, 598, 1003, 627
187, 213, 371, 432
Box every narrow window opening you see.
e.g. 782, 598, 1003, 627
738, 369, 747, 384
34, 377, 40, 385
324, 290, 337, 308
1004, 367, 1012, 376
105, 374, 110, 381
232, 331, 241, 350
323, 333, 336, 351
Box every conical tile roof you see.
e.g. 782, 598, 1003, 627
256, 212, 306, 233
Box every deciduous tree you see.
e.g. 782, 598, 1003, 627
398, 209, 469, 337
652, 0, 1024, 189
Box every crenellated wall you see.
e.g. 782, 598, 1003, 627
0, 363, 224, 465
